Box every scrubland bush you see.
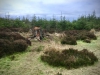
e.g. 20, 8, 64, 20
0, 28, 12, 32
86, 32, 97, 40
61, 36, 77, 45
10, 28, 23, 32
62, 30, 97, 44
0, 32, 25, 40
41, 48, 98, 69
83, 39, 91, 43
0, 39, 28, 58
13, 39, 28, 52
0, 29, 30, 58
0, 39, 12, 57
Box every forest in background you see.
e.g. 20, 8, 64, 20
0, 11, 100, 31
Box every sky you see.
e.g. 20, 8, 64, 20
0, 0, 100, 21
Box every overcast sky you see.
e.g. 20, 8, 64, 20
0, 0, 100, 21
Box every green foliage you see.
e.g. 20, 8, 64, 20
73, 11, 100, 30
73, 19, 86, 30
0, 17, 29, 28
31, 15, 37, 27
36, 46, 44, 52
29, 11, 100, 31
0, 11, 100, 30
59, 16, 67, 30
41, 48, 98, 69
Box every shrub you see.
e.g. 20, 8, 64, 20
83, 39, 91, 43
0, 28, 12, 32
0, 39, 13, 57
0, 32, 31, 46
25, 38, 31, 46
13, 39, 28, 52
0, 39, 28, 58
0, 32, 25, 40
77, 32, 89, 40
86, 32, 97, 40
41, 48, 98, 69
10, 28, 23, 32
0, 31, 30, 58
63, 30, 97, 43
61, 36, 77, 45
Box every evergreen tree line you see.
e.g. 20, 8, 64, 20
0, 11, 100, 31
0, 17, 30, 28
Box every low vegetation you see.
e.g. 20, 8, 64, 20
61, 30, 97, 45
61, 35, 77, 45
0, 11, 100, 31
41, 48, 98, 69
0, 11, 100, 75
0, 29, 31, 58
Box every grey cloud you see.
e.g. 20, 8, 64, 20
0, 0, 100, 21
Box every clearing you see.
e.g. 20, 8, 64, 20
0, 31, 100, 75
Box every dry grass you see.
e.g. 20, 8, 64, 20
0, 31, 100, 75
